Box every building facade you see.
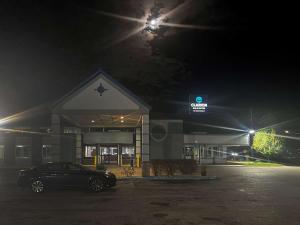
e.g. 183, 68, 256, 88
0, 70, 250, 175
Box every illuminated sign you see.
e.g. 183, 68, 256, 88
189, 95, 208, 113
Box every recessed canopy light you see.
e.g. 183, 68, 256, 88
91, 120, 95, 123
121, 120, 124, 123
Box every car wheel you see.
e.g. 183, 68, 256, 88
31, 180, 44, 193
89, 178, 104, 192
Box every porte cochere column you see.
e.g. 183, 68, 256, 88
141, 114, 150, 176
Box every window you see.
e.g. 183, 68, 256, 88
101, 146, 118, 155
122, 146, 135, 155
42, 145, 52, 161
0, 145, 4, 160
84, 146, 96, 157
89, 127, 104, 132
16, 145, 32, 158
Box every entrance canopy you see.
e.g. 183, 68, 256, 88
52, 69, 150, 127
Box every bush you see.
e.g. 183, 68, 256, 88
200, 165, 207, 176
178, 159, 197, 175
150, 159, 165, 176
164, 160, 177, 176
150, 159, 197, 176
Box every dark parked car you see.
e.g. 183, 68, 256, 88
17, 162, 116, 193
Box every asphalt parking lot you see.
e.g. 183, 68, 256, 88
1, 166, 300, 225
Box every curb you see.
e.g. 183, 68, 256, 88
117, 176, 217, 181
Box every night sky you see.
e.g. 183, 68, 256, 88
0, 0, 299, 127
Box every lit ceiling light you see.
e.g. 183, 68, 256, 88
91, 120, 95, 123
120, 116, 124, 119
121, 120, 124, 123
285, 130, 289, 134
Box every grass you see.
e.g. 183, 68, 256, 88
229, 161, 284, 167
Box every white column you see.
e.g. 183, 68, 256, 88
141, 115, 150, 162
135, 128, 141, 167
141, 114, 150, 176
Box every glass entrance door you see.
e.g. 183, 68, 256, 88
98, 146, 118, 164
83, 145, 97, 165
121, 146, 135, 166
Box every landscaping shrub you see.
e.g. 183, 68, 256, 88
200, 165, 207, 176
150, 160, 164, 176
150, 159, 197, 176
164, 160, 177, 176
178, 159, 197, 175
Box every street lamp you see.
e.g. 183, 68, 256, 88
249, 129, 255, 134
248, 129, 255, 158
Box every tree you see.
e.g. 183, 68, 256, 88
252, 129, 284, 158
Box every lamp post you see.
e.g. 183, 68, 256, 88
248, 129, 255, 158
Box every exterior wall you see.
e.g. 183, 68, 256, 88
183, 133, 251, 164
15, 137, 32, 167
83, 132, 134, 145
0, 135, 5, 165
51, 114, 62, 162
0, 132, 76, 167
61, 134, 76, 163
200, 158, 226, 164
32, 135, 42, 166
150, 120, 183, 160
184, 134, 250, 145
3, 134, 16, 166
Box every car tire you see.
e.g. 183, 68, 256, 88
31, 180, 45, 193
89, 178, 104, 192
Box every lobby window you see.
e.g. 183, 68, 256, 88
42, 145, 52, 161
122, 146, 135, 156
84, 146, 96, 157
0, 145, 4, 160
89, 127, 104, 132
101, 146, 118, 155
16, 145, 32, 158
